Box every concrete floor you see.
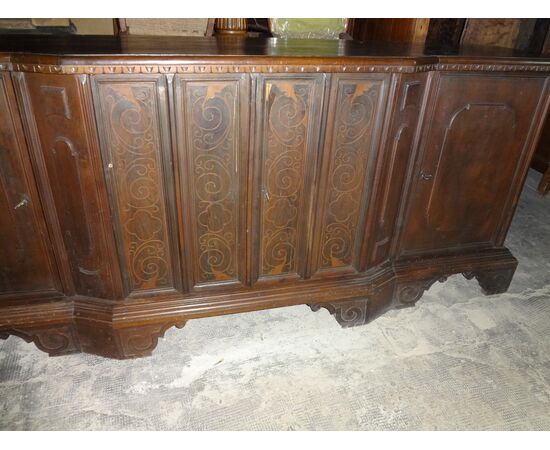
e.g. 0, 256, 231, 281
1, 170, 549, 430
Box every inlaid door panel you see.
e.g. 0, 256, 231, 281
398, 74, 547, 257
0, 73, 60, 296
174, 74, 249, 287
92, 75, 182, 296
252, 74, 326, 282
311, 74, 390, 276
16, 72, 119, 298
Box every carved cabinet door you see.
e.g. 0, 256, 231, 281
310, 74, 391, 277
251, 74, 326, 283
398, 73, 548, 258
0, 73, 60, 297
15, 72, 121, 299
92, 75, 182, 297
174, 74, 249, 288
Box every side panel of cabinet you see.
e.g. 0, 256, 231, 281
310, 74, 390, 277
251, 74, 326, 282
0, 73, 60, 297
398, 73, 547, 258
15, 72, 121, 299
174, 74, 249, 288
92, 75, 182, 296
363, 73, 429, 268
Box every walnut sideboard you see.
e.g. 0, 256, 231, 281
1, 36, 549, 359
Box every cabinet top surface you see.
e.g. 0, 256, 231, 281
1, 35, 550, 65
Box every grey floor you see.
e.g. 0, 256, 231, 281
1, 170, 549, 431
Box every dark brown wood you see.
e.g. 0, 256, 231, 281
398, 73, 548, 257
252, 73, 325, 282
0, 73, 61, 297
531, 28, 550, 195
0, 36, 549, 359
15, 72, 122, 299
464, 266, 516, 295
349, 19, 429, 44
91, 75, 182, 296
532, 113, 550, 195
543, 29, 550, 57
309, 279, 396, 327
366, 72, 429, 268
174, 74, 249, 288
311, 73, 389, 277
2, 34, 550, 61
425, 19, 467, 50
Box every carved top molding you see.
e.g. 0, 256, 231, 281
2, 62, 550, 75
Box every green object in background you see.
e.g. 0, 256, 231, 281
269, 18, 348, 39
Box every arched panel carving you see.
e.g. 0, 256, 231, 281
398, 74, 545, 258
0, 75, 59, 294
17, 73, 118, 298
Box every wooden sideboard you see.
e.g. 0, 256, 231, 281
1, 36, 549, 359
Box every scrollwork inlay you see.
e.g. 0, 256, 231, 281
260, 81, 311, 276
320, 81, 380, 269
185, 82, 239, 282
98, 82, 171, 291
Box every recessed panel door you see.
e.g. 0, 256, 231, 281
398, 74, 547, 257
0, 73, 60, 296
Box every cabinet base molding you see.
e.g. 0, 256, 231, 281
0, 249, 518, 359
309, 299, 370, 327
463, 267, 516, 295
0, 324, 81, 357
308, 280, 397, 327
74, 319, 188, 359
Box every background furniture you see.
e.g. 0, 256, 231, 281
533, 33, 550, 194
348, 18, 550, 53
0, 35, 549, 359
348, 18, 431, 44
